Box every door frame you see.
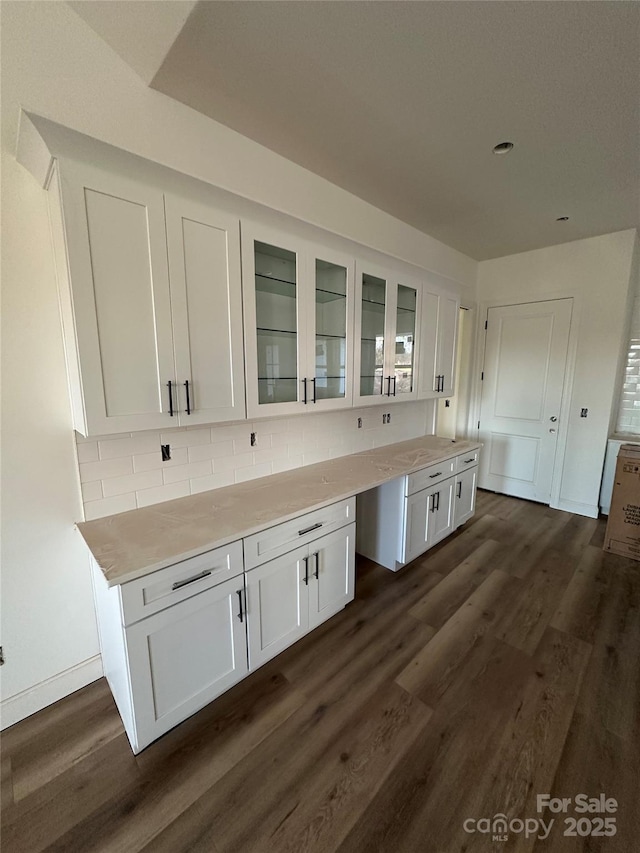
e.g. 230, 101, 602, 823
468, 292, 581, 513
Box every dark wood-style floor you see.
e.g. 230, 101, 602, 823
2, 492, 639, 853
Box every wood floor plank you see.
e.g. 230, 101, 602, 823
408, 537, 501, 627
1, 754, 13, 812
337, 638, 536, 853
397, 568, 522, 705
493, 548, 578, 654
550, 545, 612, 644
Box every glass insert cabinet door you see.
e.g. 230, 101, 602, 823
314, 257, 348, 402
393, 284, 417, 396
359, 271, 388, 398
253, 239, 299, 406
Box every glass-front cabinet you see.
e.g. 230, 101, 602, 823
354, 262, 420, 406
242, 223, 354, 418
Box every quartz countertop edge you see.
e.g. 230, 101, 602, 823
78, 435, 481, 587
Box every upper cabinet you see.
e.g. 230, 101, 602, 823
241, 223, 355, 419
353, 262, 420, 406
52, 161, 245, 435
417, 289, 460, 399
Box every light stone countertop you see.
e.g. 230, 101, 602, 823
78, 435, 481, 586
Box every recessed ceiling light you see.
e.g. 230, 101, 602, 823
493, 141, 514, 154
556, 216, 569, 221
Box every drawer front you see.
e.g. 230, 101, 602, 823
120, 540, 244, 626
244, 497, 356, 570
456, 449, 480, 473
406, 458, 456, 496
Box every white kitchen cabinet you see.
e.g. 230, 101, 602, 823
417, 290, 460, 398
353, 262, 421, 406
91, 541, 246, 753
241, 222, 355, 418
51, 160, 245, 435
454, 466, 477, 528
245, 522, 356, 669
125, 575, 248, 752
356, 449, 479, 571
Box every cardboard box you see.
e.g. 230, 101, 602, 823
604, 444, 640, 561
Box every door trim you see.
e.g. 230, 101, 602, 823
469, 293, 581, 511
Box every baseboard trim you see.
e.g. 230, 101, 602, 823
553, 498, 599, 519
1, 654, 103, 730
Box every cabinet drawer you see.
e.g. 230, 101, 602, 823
456, 450, 480, 472
405, 458, 455, 496
120, 540, 243, 626
244, 497, 356, 570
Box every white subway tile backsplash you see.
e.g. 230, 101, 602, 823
136, 481, 190, 508
81, 480, 103, 502
133, 447, 189, 473
102, 469, 163, 498
79, 456, 133, 483
77, 442, 99, 464
159, 428, 213, 448
75, 401, 433, 519
84, 493, 136, 521
163, 460, 213, 485
188, 441, 234, 463
189, 471, 235, 494
235, 462, 272, 483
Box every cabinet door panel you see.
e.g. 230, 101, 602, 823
165, 197, 245, 424
392, 283, 419, 399
437, 295, 459, 396
309, 524, 355, 630
61, 163, 175, 434
354, 264, 391, 404
454, 467, 477, 528
417, 291, 439, 397
403, 489, 431, 564
125, 577, 248, 751
245, 545, 310, 669
309, 247, 355, 409
430, 478, 456, 546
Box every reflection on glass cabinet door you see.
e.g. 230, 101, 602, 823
315, 259, 347, 401
360, 273, 387, 397
254, 241, 298, 405
394, 285, 417, 395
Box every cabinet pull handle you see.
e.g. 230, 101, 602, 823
464, 457, 475, 464
298, 521, 323, 536
457, 481, 462, 499
303, 555, 309, 585
171, 569, 212, 591
236, 588, 244, 622
392, 376, 397, 396
302, 377, 308, 404
167, 380, 174, 417
435, 490, 440, 511
430, 494, 436, 513
428, 471, 442, 479
312, 377, 317, 403
184, 379, 191, 415
313, 551, 319, 579
386, 376, 392, 397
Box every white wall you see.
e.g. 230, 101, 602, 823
0, 1, 476, 725
476, 230, 636, 517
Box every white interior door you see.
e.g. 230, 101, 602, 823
478, 299, 572, 502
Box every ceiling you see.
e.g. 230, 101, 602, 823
70, 1, 640, 261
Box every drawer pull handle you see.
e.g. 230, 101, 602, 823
171, 570, 212, 591
298, 522, 323, 536
428, 472, 442, 479
463, 457, 475, 464
236, 589, 244, 622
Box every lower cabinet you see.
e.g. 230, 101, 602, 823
246, 523, 356, 670
356, 450, 480, 572
92, 499, 356, 753
125, 576, 248, 751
